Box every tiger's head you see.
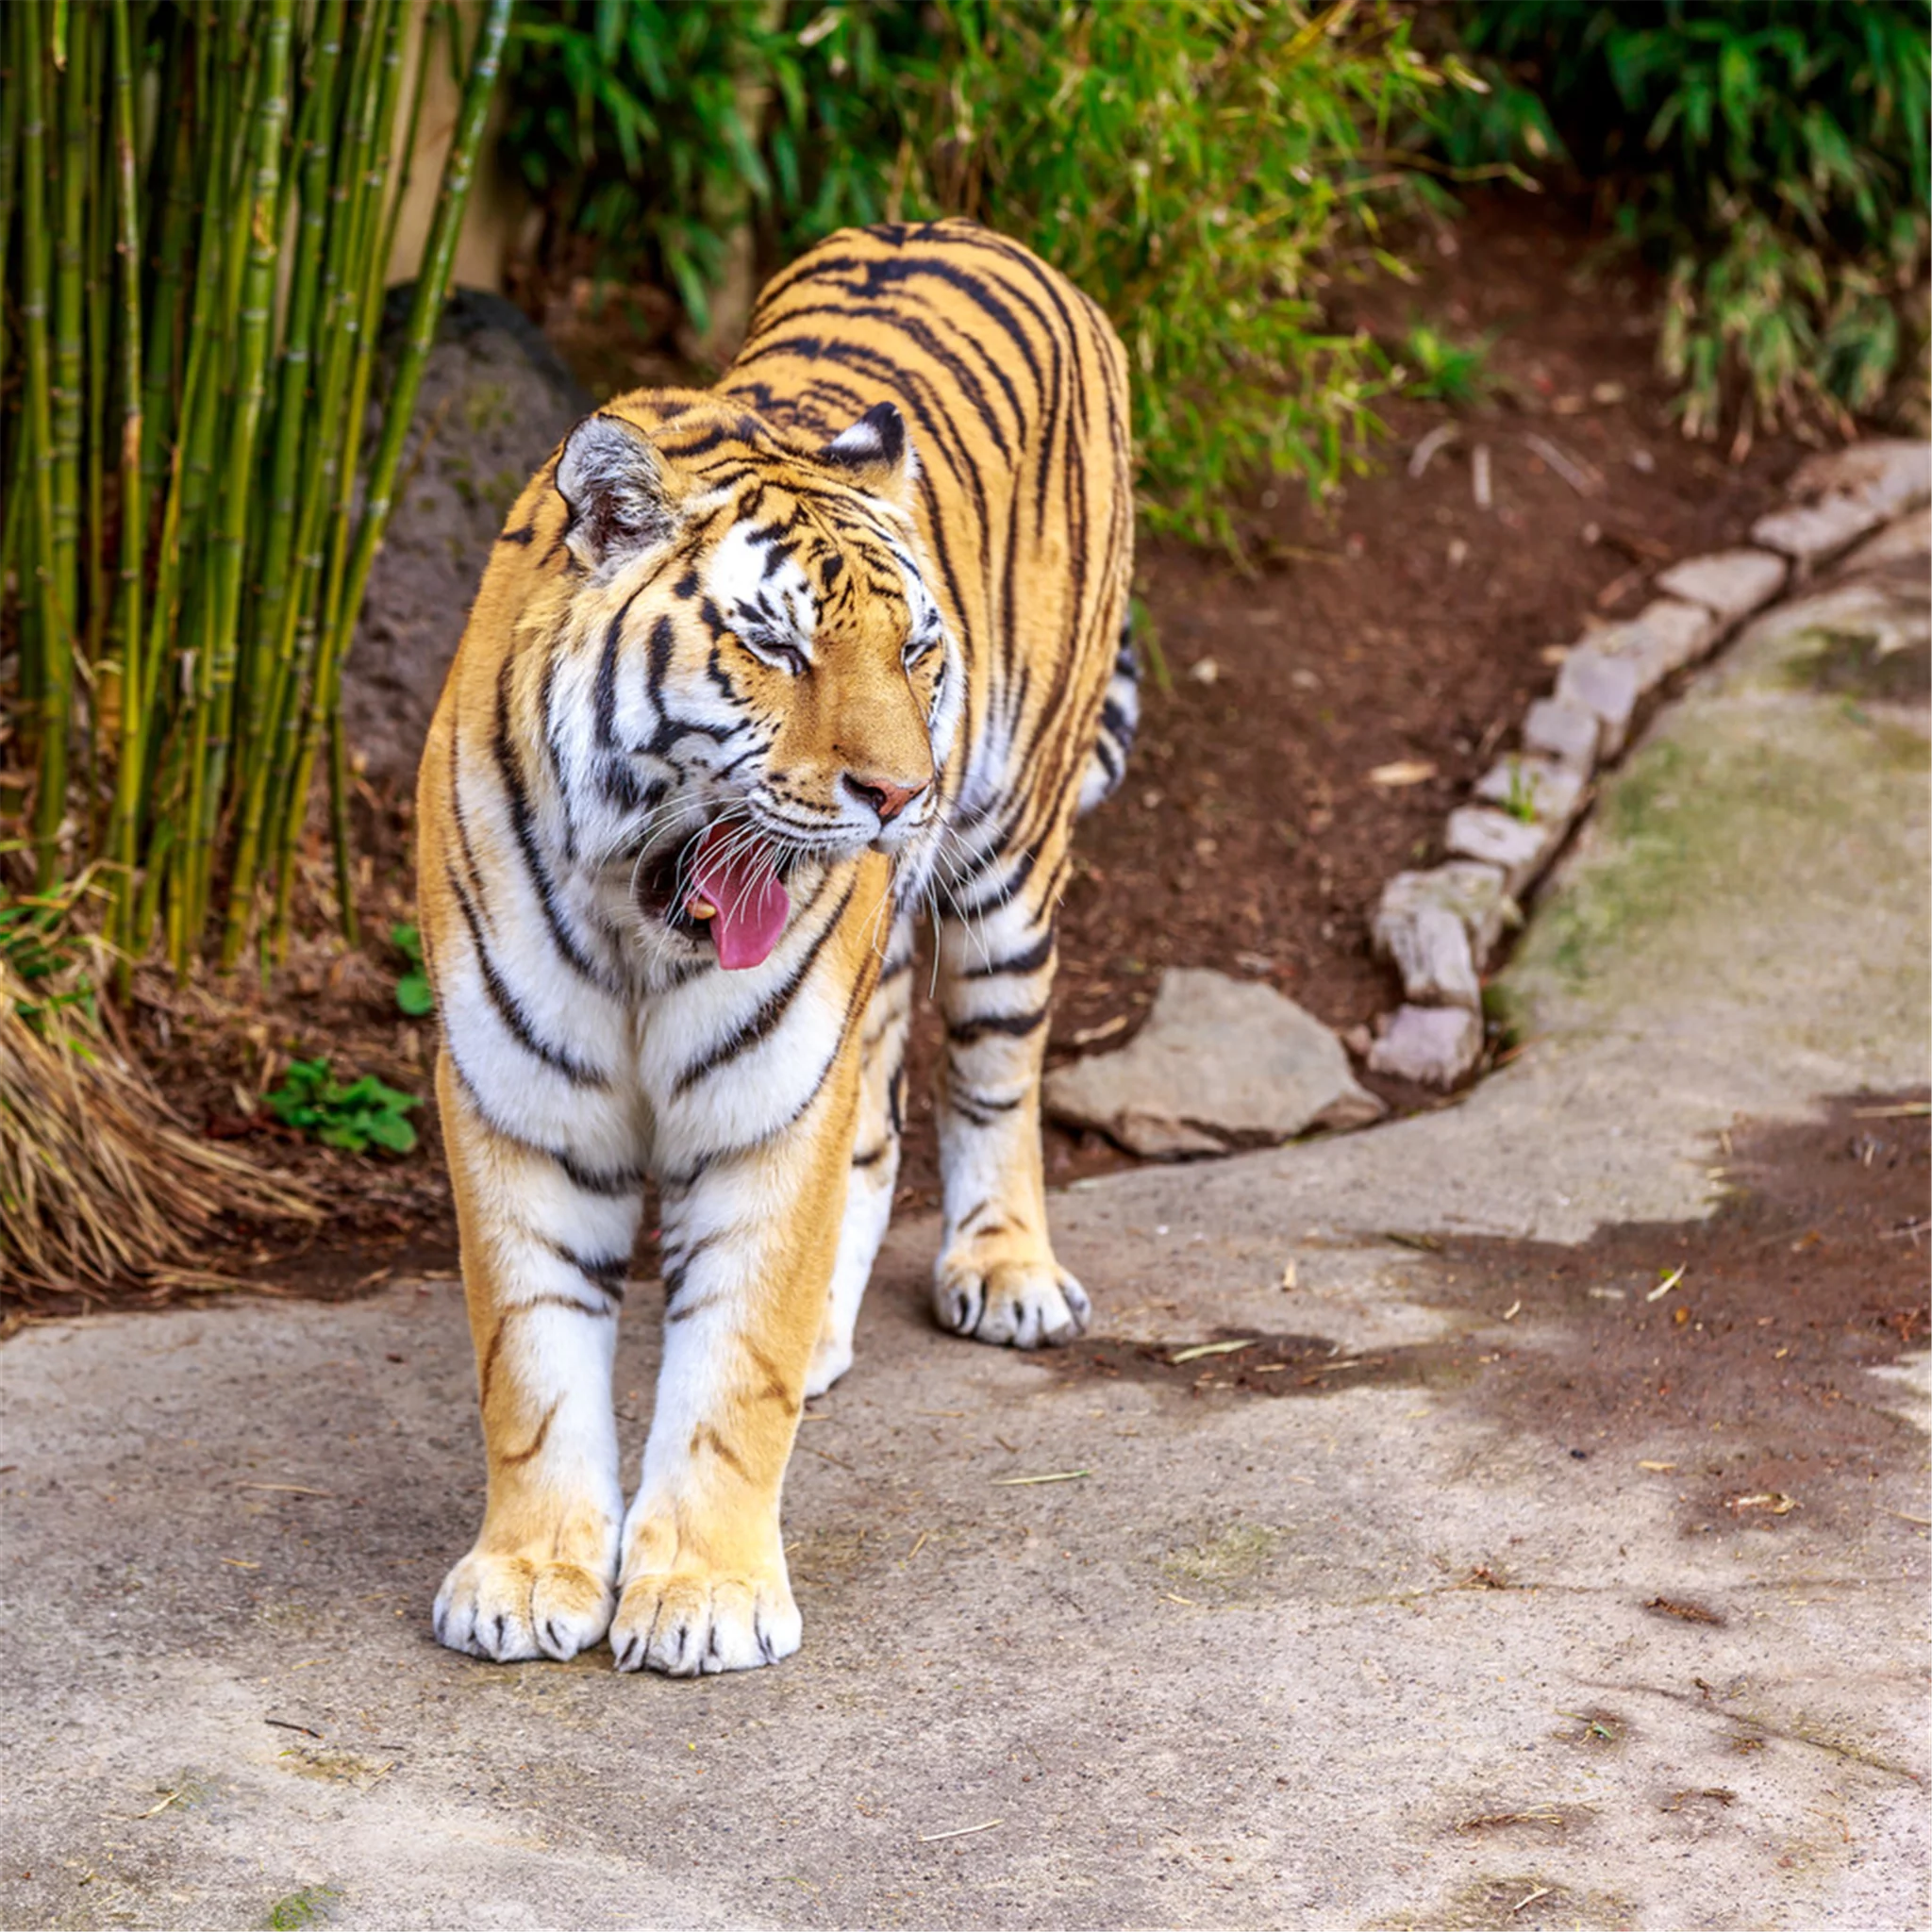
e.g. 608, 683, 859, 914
547, 398, 961, 971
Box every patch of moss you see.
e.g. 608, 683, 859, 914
267, 1885, 339, 1930
1162, 1521, 1291, 1592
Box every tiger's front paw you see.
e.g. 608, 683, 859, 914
432, 1549, 615, 1663
933, 1254, 1091, 1349
609, 1562, 802, 1676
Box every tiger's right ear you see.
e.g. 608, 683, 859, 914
555, 413, 673, 575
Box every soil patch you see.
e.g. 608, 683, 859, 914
1041, 1092, 1931, 1533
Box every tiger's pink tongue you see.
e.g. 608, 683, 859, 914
687, 825, 790, 971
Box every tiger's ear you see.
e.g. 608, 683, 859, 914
820, 401, 920, 505
555, 413, 674, 575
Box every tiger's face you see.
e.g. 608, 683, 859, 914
552, 401, 961, 971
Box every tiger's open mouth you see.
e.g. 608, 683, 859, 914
636, 821, 799, 971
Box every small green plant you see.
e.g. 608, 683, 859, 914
264, 1058, 422, 1156
1502, 759, 1540, 824
1395, 321, 1501, 407
390, 923, 434, 1017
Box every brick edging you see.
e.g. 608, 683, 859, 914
1361, 437, 1932, 1089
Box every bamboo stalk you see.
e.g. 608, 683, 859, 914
271, 0, 511, 957
19, 3, 75, 891
0, 5, 21, 449
254, 0, 390, 954
269, 0, 408, 951
186, 0, 292, 952
106, 0, 147, 984
50, 0, 89, 660
218, 0, 344, 969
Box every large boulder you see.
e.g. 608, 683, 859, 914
342, 287, 593, 790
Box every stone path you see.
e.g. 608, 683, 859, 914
2, 491, 1926, 1931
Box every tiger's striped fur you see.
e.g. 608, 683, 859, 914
417, 219, 1133, 1674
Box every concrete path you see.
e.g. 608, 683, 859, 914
4, 515, 1927, 1931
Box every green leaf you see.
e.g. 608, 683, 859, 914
395, 972, 435, 1017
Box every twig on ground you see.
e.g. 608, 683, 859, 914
1408, 424, 1459, 479
1521, 432, 1603, 496
919, 1820, 1003, 1843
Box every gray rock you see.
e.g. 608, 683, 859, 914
1444, 806, 1560, 899
1521, 696, 1600, 772
1838, 505, 1931, 578
1787, 438, 1931, 519
1373, 863, 1516, 1010
1366, 1004, 1483, 1088
1586, 597, 1723, 694
1474, 755, 1587, 826
1654, 548, 1787, 622
1554, 645, 1641, 758
1044, 968, 1383, 1158
343, 288, 594, 788
1751, 495, 1888, 571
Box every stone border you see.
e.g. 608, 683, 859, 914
1363, 437, 1932, 1089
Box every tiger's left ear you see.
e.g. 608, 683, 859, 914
820, 401, 920, 506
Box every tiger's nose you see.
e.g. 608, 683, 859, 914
843, 773, 927, 824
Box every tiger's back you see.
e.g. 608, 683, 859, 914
723, 219, 1137, 862
416, 220, 1133, 1676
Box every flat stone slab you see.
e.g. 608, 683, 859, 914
1444, 803, 1561, 897
1366, 1002, 1483, 1086
1654, 546, 1787, 621
1520, 695, 1599, 771
1372, 863, 1514, 1011
1554, 643, 1641, 758
1752, 493, 1888, 568
1788, 437, 1931, 519
1840, 504, 1931, 577
1044, 967, 1383, 1156
1586, 596, 1723, 692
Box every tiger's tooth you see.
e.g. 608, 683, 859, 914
687, 897, 718, 921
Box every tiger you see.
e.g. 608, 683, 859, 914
414, 217, 1136, 1676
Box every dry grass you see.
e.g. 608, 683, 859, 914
0, 957, 318, 1299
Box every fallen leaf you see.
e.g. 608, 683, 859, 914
1367, 758, 1437, 789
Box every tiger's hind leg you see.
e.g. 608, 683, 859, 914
930, 835, 1090, 1349
805, 910, 914, 1398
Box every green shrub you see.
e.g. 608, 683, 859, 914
913, 1, 1439, 549
502, 0, 1445, 548
1429, 2, 1930, 440
501, 0, 929, 336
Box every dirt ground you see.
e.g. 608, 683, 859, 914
1044, 1090, 1932, 1541
42, 192, 1825, 1310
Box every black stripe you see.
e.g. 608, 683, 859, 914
959, 928, 1054, 981
497, 521, 537, 546
441, 1047, 643, 1196
492, 656, 607, 987
542, 1238, 629, 1301
446, 862, 610, 1088
946, 1004, 1048, 1047
670, 875, 854, 1096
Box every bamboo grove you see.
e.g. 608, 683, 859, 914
1, 0, 510, 981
